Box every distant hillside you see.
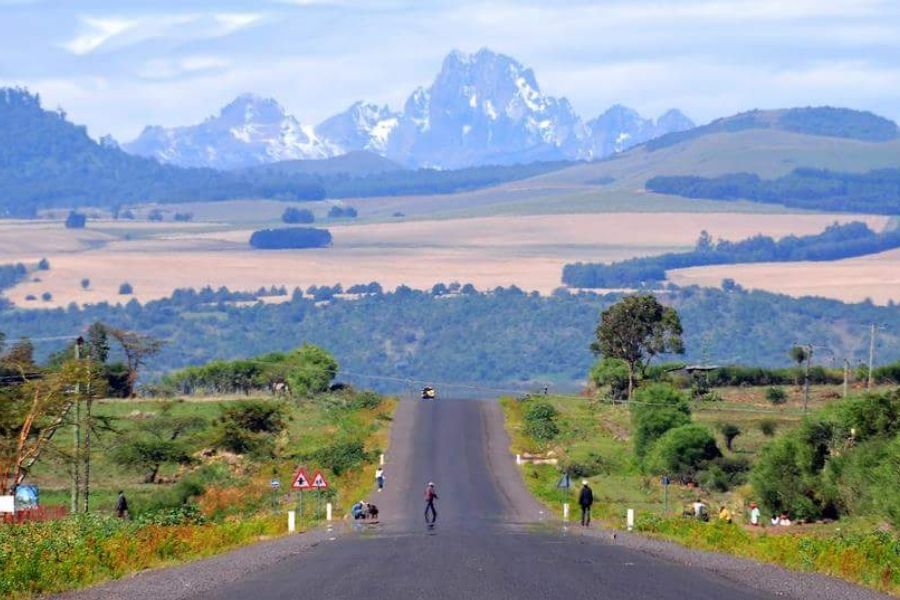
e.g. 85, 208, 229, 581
0, 88, 324, 216
247, 151, 404, 177
647, 107, 899, 151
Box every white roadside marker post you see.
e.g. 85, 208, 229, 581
516, 454, 521, 465
627, 508, 634, 531
326, 502, 333, 521
563, 503, 570, 522
380, 453, 385, 466
288, 510, 296, 533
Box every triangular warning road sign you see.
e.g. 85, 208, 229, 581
291, 468, 312, 490
311, 471, 329, 489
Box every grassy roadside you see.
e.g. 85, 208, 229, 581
500, 393, 900, 596
1, 393, 397, 598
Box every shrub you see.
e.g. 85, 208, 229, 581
65, 210, 86, 229
41, 291, 52, 301
119, 282, 133, 295
80, 278, 90, 290
758, 419, 778, 437
282, 207, 315, 224
148, 209, 164, 221
328, 205, 358, 219
348, 390, 382, 410
37, 257, 50, 270
285, 344, 338, 397
645, 424, 722, 482
590, 358, 630, 400
560, 452, 608, 478
524, 401, 560, 441
719, 422, 741, 451
311, 440, 367, 475
249, 227, 332, 249
173, 212, 193, 222
213, 401, 286, 457
630, 384, 692, 462
766, 386, 787, 405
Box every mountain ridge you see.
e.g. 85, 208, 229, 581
124, 48, 695, 170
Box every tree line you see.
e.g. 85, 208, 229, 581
563, 221, 900, 288
645, 168, 900, 214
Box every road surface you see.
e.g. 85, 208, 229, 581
193, 398, 780, 600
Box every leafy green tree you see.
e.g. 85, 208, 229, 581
630, 384, 692, 462
86, 322, 109, 363
286, 344, 338, 398
592, 294, 684, 398
758, 419, 778, 437
719, 422, 741, 451
112, 404, 205, 483
118, 282, 133, 295
213, 400, 286, 457
80, 278, 90, 290
789, 345, 809, 386
765, 386, 787, 405
523, 401, 560, 441
589, 358, 630, 400
645, 424, 721, 483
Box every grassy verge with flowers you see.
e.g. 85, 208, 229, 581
1, 388, 396, 597
500, 391, 900, 596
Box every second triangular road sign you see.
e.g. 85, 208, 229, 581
311, 471, 329, 490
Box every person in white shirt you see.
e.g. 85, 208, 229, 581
375, 467, 385, 492
749, 502, 761, 526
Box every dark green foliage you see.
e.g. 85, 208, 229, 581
645, 424, 722, 483
564, 222, 900, 288
560, 452, 608, 478
589, 358, 630, 400
523, 401, 560, 441
630, 384, 692, 462
173, 212, 193, 222
593, 295, 683, 395
286, 344, 338, 398
751, 390, 900, 523
646, 168, 900, 214
758, 419, 778, 437
118, 282, 133, 295
37, 258, 49, 270
213, 400, 286, 456
0, 263, 26, 292
699, 456, 750, 492
147, 209, 163, 222
719, 423, 741, 451
249, 227, 332, 249
281, 207, 315, 224
40, 292, 51, 301
327, 205, 357, 219
346, 282, 382, 295
310, 440, 367, 475
80, 278, 90, 290
766, 387, 787, 405
65, 211, 86, 229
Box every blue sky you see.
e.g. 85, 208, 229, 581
2, 0, 899, 140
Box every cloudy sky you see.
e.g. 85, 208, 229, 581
2, 0, 899, 141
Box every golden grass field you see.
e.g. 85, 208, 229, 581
668, 247, 900, 305
2, 211, 890, 307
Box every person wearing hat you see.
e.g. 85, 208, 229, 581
424, 482, 438, 524
578, 479, 594, 527
749, 502, 761, 526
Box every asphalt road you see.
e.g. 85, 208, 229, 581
194, 398, 780, 600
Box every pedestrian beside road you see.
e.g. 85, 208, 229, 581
578, 479, 594, 527
424, 482, 438, 524
749, 502, 761, 526
375, 467, 385, 492
718, 505, 732, 523
116, 490, 129, 519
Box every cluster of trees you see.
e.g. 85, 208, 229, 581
563, 222, 900, 288
328, 205, 358, 219
65, 211, 86, 229
248, 227, 332, 250
160, 344, 337, 397
646, 168, 900, 214
0, 263, 26, 294
751, 390, 900, 525
646, 107, 898, 152
0, 283, 896, 389
282, 207, 315, 224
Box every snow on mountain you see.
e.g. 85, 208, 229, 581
122, 50, 695, 170
585, 105, 695, 157
123, 94, 333, 170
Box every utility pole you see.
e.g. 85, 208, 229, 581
83, 358, 92, 514
867, 324, 876, 391
803, 344, 812, 413
71, 337, 83, 514
843, 359, 850, 399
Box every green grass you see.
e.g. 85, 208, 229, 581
500, 391, 900, 595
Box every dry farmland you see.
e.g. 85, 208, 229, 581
1, 211, 891, 308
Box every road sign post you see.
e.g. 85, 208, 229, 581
661, 475, 670, 514
291, 467, 312, 524
311, 471, 329, 521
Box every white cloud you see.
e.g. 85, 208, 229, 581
213, 12, 264, 34
138, 55, 231, 80
62, 16, 138, 55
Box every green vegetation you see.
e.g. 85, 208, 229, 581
1, 284, 898, 388
647, 168, 900, 214
248, 227, 333, 249
64, 211, 86, 229
563, 222, 900, 288
281, 207, 315, 224
327, 205, 358, 219
0, 342, 395, 596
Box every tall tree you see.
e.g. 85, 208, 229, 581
86, 322, 110, 364
592, 294, 684, 398
107, 329, 164, 397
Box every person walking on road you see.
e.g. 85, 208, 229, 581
375, 467, 385, 492
424, 482, 438, 524
578, 479, 594, 527
116, 490, 129, 519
